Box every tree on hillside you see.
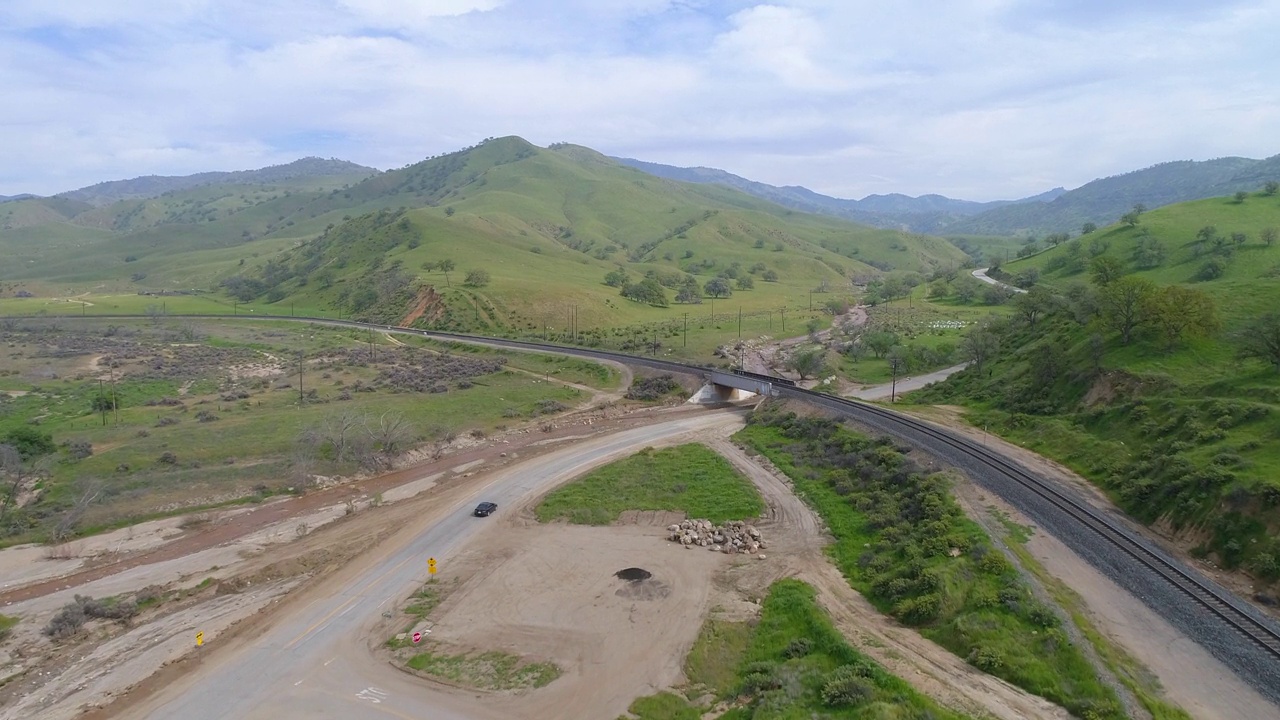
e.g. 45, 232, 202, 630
1236, 314, 1280, 372
1142, 286, 1219, 350
3, 428, 54, 461
960, 327, 999, 374
1234, 191, 1248, 204
603, 268, 630, 288
421, 258, 456, 286
1265, 181, 1279, 196
785, 347, 827, 381
1196, 226, 1218, 246
1100, 276, 1156, 344
621, 277, 669, 307
1121, 209, 1142, 227
704, 278, 732, 298
863, 330, 898, 359
1014, 286, 1055, 328
762, 269, 779, 282
675, 276, 702, 304
1081, 222, 1098, 235
1046, 232, 1070, 247
736, 276, 754, 291
1133, 237, 1166, 269
1089, 256, 1125, 286
1262, 227, 1277, 247
1232, 232, 1248, 247
463, 268, 490, 287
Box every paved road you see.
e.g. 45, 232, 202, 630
845, 362, 970, 401
972, 267, 1027, 294
122, 410, 742, 720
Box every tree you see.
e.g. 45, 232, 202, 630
1132, 237, 1166, 269
1236, 314, 1280, 372
1196, 226, 1218, 245
704, 278, 732, 298
863, 330, 898, 359
961, 328, 999, 374
603, 268, 630, 288
366, 411, 414, 455
1014, 286, 1055, 328
463, 268, 490, 287
1265, 181, 1279, 196
736, 276, 754, 291
435, 258, 456, 286
1231, 232, 1247, 247
1262, 227, 1277, 247
1142, 285, 1219, 350
1045, 232, 1070, 247
675, 277, 702, 304
1081, 222, 1097, 235
1089, 256, 1125, 287
762, 269, 779, 282
785, 347, 827, 380
1234, 190, 1248, 204
1100, 276, 1156, 344
621, 277, 669, 306
1121, 210, 1141, 227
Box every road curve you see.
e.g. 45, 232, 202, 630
25, 312, 1280, 707
971, 267, 1027, 294
119, 409, 745, 720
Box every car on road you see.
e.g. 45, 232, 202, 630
473, 501, 497, 517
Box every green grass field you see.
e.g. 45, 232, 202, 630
534, 444, 764, 525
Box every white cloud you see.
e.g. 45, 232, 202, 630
0, 0, 1277, 201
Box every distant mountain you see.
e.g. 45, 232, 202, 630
613, 157, 1063, 233
0, 193, 37, 204
944, 155, 1280, 236
56, 157, 379, 207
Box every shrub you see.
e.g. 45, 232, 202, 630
43, 603, 87, 639
67, 440, 93, 460
157, 451, 179, 465
968, 646, 1004, 671
820, 664, 876, 706
625, 374, 681, 401
781, 637, 813, 658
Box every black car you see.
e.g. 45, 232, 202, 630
473, 501, 497, 517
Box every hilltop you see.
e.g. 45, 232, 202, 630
615, 156, 1063, 233
947, 155, 1280, 236
0, 137, 966, 353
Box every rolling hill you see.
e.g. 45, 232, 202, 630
615, 156, 1064, 233
945, 155, 1280, 236
0, 137, 967, 343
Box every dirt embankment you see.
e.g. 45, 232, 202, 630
399, 286, 447, 327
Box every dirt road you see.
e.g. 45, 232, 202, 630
972, 267, 1027, 294
111, 410, 748, 720
843, 362, 969, 401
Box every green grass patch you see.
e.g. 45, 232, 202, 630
406, 649, 560, 691
535, 443, 764, 525
0, 614, 18, 643
684, 619, 756, 696
736, 407, 1124, 719
625, 692, 702, 720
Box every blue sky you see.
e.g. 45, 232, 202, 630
1, 0, 1277, 201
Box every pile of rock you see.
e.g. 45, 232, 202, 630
668, 519, 766, 554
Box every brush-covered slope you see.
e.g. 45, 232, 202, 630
217, 137, 966, 331
921, 190, 1280, 589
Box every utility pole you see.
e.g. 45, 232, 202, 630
98, 379, 107, 426
108, 364, 119, 424
234, 302, 238, 316
652, 326, 657, 356
682, 312, 688, 347
298, 350, 304, 405
781, 307, 786, 333
809, 290, 813, 312
891, 363, 898, 403
738, 307, 742, 339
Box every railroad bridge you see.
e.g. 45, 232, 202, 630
691, 368, 796, 403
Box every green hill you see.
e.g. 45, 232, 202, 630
1, 137, 966, 355
920, 190, 1280, 592
945, 156, 1280, 236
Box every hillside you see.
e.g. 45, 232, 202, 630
946, 156, 1280, 236
56, 157, 378, 206
1, 137, 967, 356
614, 157, 1062, 233
918, 189, 1280, 593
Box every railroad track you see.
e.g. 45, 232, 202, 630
23, 312, 1280, 665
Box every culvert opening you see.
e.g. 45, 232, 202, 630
615, 567, 652, 582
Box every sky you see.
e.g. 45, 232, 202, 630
1, 0, 1278, 201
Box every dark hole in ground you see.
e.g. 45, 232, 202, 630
615, 567, 652, 582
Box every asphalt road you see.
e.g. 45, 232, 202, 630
122, 409, 742, 720
971, 267, 1027, 294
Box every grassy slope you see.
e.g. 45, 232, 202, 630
922, 191, 1280, 585
2, 138, 967, 363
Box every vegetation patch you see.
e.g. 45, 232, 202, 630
624, 373, 683, 401
735, 406, 1124, 719
405, 648, 560, 691
626, 579, 974, 719
535, 443, 763, 525
0, 614, 17, 643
